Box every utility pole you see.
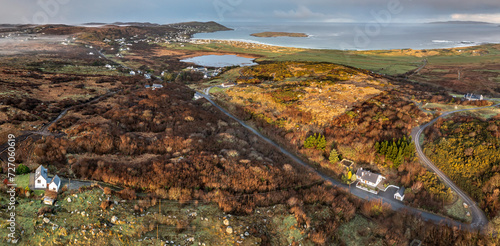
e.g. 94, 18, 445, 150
458, 70, 461, 81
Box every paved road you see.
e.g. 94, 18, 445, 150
196, 91, 473, 230
412, 102, 500, 230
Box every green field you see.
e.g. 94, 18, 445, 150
161, 42, 500, 77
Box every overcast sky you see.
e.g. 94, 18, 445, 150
1, 0, 500, 24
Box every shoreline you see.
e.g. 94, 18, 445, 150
191, 37, 497, 52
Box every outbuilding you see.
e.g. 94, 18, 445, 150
394, 187, 406, 201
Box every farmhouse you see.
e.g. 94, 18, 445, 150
32, 165, 62, 192
394, 187, 405, 201
356, 168, 385, 188
34, 165, 49, 189
152, 84, 163, 90
464, 93, 483, 101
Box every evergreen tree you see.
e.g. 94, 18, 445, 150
329, 149, 340, 164
16, 164, 30, 175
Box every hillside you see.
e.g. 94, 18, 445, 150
0, 22, 499, 245
208, 61, 471, 216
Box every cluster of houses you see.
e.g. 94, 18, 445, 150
186, 66, 222, 79
60, 36, 76, 46
34, 165, 61, 192
129, 70, 153, 80
103, 31, 190, 59
33, 165, 61, 205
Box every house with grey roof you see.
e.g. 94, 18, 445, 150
48, 175, 61, 192
152, 84, 163, 90
34, 165, 49, 189
356, 168, 385, 188
32, 165, 62, 192
464, 93, 483, 101
394, 187, 405, 201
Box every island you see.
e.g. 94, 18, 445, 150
250, 31, 308, 38
428, 21, 493, 25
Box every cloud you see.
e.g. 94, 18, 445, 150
273, 5, 352, 22
451, 13, 500, 23
274, 6, 321, 19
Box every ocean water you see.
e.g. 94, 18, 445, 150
193, 22, 500, 50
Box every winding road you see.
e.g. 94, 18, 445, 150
412, 102, 500, 230
195, 91, 496, 231
0, 91, 118, 161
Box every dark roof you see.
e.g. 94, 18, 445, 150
397, 187, 405, 196
50, 175, 61, 186
35, 165, 48, 180
356, 169, 380, 184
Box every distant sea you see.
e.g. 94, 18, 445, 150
193, 22, 500, 50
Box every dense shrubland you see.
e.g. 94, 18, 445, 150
215, 62, 463, 214
425, 116, 500, 218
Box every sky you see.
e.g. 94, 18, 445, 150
1, 0, 500, 25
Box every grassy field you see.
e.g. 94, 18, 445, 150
161, 41, 500, 76
15, 174, 30, 190
337, 215, 384, 246
445, 196, 472, 223
2, 186, 323, 245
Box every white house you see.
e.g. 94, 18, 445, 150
129, 71, 136, 76
464, 93, 483, 101
152, 84, 163, 90
394, 187, 405, 201
34, 165, 49, 189
356, 168, 385, 188
48, 175, 61, 192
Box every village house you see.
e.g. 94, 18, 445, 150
463, 93, 483, 101
48, 175, 61, 192
34, 165, 49, 189
33, 165, 61, 192
356, 168, 385, 188
152, 84, 163, 90
394, 187, 405, 201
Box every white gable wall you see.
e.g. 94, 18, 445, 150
48, 181, 60, 192
35, 176, 47, 189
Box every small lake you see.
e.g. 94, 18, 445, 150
180, 55, 257, 67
